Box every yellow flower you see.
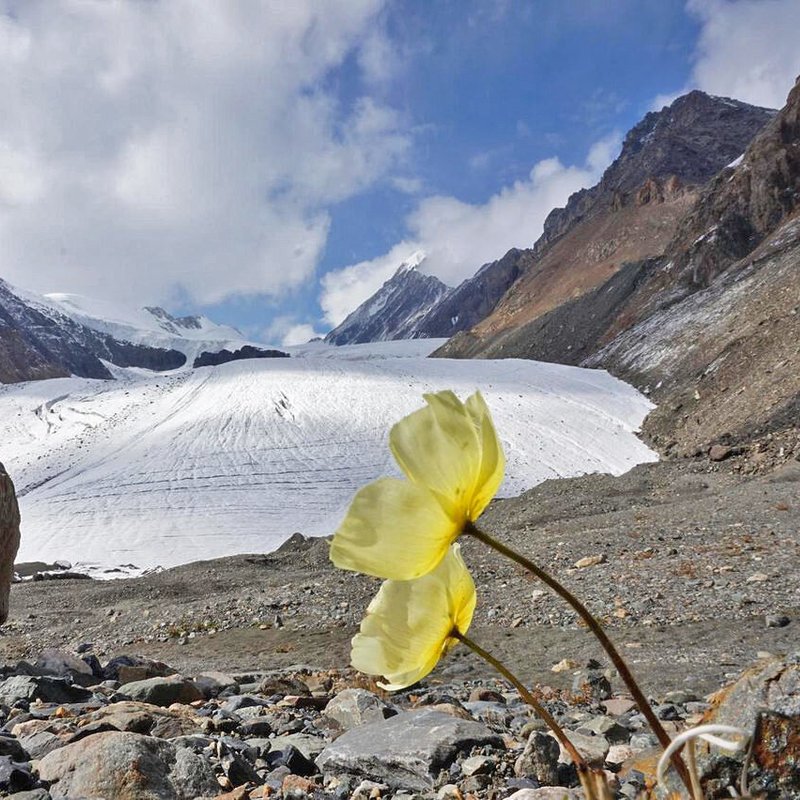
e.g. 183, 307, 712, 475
330, 390, 504, 580
351, 543, 476, 690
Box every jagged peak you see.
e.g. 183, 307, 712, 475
393, 249, 427, 276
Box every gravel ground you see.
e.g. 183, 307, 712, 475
1, 457, 798, 701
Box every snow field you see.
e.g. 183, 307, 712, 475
0, 340, 657, 570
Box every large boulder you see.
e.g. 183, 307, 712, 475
36, 730, 219, 799
0, 463, 21, 624
118, 675, 204, 707
315, 708, 502, 791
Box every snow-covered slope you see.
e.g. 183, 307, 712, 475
1, 340, 656, 570
39, 292, 247, 362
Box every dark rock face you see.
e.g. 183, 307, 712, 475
324, 264, 451, 345
662, 77, 800, 292
539, 90, 776, 250
413, 249, 533, 339
0, 280, 186, 383
193, 345, 289, 368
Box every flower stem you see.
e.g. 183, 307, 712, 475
464, 521, 692, 795
452, 629, 591, 778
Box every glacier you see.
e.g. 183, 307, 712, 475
0, 339, 657, 571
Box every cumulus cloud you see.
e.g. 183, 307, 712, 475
281, 323, 325, 346
681, 0, 800, 109
262, 315, 325, 347
320, 133, 621, 326
0, 1, 407, 307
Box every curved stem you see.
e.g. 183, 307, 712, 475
453, 630, 590, 777
465, 521, 692, 795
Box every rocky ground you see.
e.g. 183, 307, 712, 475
0, 453, 798, 798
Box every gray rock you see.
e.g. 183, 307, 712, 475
577, 715, 629, 743
315, 708, 502, 791
33, 649, 95, 687
460, 754, 495, 776
118, 675, 204, 706
14, 730, 62, 760
192, 670, 239, 698
36, 730, 219, 799
506, 789, 584, 799
237, 717, 274, 737
463, 700, 511, 726
6, 790, 51, 800
0, 676, 92, 706
555, 731, 609, 768
0, 734, 28, 762
571, 670, 612, 700
323, 688, 396, 731
269, 733, 327, 760
514, 730, 560, 784
630, 733, 659, 750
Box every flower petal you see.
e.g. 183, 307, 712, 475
389, 391, 481, 520
351, 544, 476, 690
465, 391, 505, 519
330, 477, 458, 580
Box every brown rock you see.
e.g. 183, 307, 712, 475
573, 554, 606, 569
0, 465, 21, 624
747, 711, 800, 798
601, 697, 637, 716
216, 788, 250, 800
709, 444, 733, 461
282, 774, 317, 799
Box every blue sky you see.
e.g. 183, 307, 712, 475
1, 1, 799, 345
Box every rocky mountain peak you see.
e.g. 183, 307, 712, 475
538, 92, 776, 250
324, 261, 450, 346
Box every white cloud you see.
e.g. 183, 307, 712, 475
320, 133, 621, 326
282, 323, 325, 346
262, 316, 325, 347
674, 0, 800, 109
390, 176, 424, 194
0, 0, 406, 307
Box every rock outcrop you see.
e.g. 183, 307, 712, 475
193, 345, 290, 368
0, 464, 20, 625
